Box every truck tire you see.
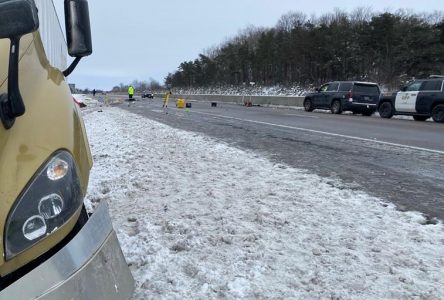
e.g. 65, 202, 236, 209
304, 99, 314, 112
413, 115, 428, 121
378, 102, 394, 118
431, 104, 444, 123
330, 100, 342, 114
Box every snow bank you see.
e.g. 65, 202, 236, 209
83, 107, 444, 300
173, 85, 308, 96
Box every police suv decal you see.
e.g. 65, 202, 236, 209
395, 91, 418, 113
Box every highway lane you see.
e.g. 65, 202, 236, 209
122, 98, 444, 221
180, 100, 444, 152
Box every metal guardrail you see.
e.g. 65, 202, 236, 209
154, 94, 305, 107
98, 93, 305, 107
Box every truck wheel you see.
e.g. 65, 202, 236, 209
304, 99, 314, 112
413, 115, 428, 121
378, 102, 394, 118
431, 104, 444, 123
330, 100, 342, 114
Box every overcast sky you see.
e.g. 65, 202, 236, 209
54, 0, 444, 90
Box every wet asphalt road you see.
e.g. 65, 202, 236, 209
120, 98, 444, 222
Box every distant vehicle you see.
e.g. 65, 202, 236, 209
378, 77, 444, 123
142, 91, 154, 98
72, 95, 86, 108
73, 94, 100, 107
304, 81, 381, 116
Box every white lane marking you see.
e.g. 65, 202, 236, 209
283, 113, 320, 119
189, 111, 444, 155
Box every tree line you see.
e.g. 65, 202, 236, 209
165, 8, 444, 90
111, 78, 162, 93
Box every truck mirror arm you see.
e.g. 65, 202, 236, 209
63, 57, 82, 77
0, 36, 26, 130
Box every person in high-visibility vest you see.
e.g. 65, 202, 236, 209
163, 90, 172, 108
128, 86, 135, 101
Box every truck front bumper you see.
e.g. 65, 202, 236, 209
0, 201, 134, 300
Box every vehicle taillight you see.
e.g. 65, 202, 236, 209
345, 90, 353, 102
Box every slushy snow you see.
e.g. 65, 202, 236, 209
83, 107, 444, 299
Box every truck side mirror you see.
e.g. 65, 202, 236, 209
0, 0, 39, 39
0, 0, 39, 129
64, 0, 92, 57
62, 0, 92, 76
400, 85, 407, 92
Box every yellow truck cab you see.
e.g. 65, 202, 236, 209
0, 0, 133, 298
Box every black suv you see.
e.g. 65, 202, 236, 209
142, 91, 154, 99
304, 81, 381, 116
378, 76, 444, 123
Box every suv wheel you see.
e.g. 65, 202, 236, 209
330, 100, 342, 114
431, 104, 444, 123
413, 115, 428, 121
304, 99, 314, 112
378, 102, 394, 118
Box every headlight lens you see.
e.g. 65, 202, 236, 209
38, 194, 64, 219
5, 151, 83, 259
23, 216, 47, 241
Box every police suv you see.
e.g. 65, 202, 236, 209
378, 76, 444, 123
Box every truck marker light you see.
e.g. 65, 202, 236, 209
47, 158, 69, 180
23, 216, 47, 241
38, 194, 64, 219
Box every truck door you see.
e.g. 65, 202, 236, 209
395, 81, 422, 113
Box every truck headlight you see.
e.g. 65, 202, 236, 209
4, 151, 83, 260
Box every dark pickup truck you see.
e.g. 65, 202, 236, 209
142, 91, 154, 98
378, 77, 444, 122
304, 81, 381, 116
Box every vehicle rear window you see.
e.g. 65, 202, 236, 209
353, 84, 380, 94
420, 80, 443, 91
339, 83, 353, 91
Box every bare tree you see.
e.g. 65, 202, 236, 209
276, 11, 307, 32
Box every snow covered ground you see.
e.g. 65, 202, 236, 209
83, 107, 444, 300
